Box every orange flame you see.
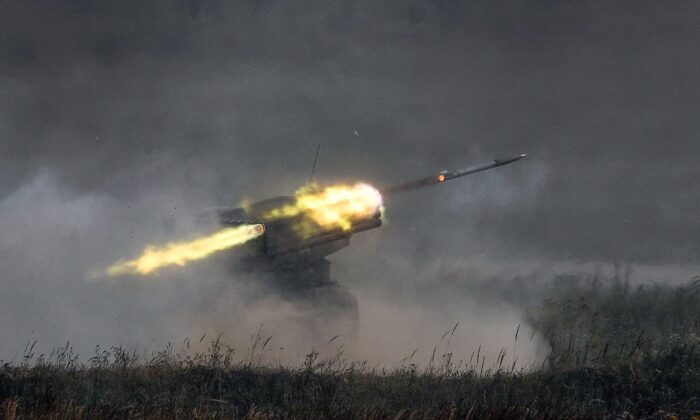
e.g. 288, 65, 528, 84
264, 182, 383, 235
101, 224, 264, 277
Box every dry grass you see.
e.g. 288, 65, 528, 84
2, 276, 700, 419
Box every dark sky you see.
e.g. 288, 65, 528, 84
2, 1, 698, 266
1, 0, 699, 364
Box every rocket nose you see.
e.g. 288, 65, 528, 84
495, 153, 528, 166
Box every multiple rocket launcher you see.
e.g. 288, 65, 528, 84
101, 154, 526, 277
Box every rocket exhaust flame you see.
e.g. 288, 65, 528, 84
264, 182, 383, 235
102, 224, 264, 277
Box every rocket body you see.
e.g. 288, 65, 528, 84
383, 154, 527, 195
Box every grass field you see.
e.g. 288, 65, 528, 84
2, 275, 699, 419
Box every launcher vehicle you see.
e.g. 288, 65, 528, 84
216, 154, 526, 289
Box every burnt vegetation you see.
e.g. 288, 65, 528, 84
2, 275, 700, 419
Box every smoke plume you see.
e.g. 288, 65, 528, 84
1, 1, 698, 367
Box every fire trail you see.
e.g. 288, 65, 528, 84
104, 224, 265, 276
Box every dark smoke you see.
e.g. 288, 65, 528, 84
1, 1, 698, 365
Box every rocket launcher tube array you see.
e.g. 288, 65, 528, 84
265, 217, 382, 257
